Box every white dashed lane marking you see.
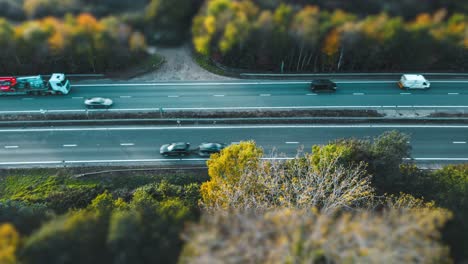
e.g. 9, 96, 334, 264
4, 146, 19, 149
259, 94, 271, 97
63, 144, 77, 147
285, 142, 300, 144
168, 95, 179, 98
120, 143, 135, 146
453, 141, 466, 144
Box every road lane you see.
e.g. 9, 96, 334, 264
0, 125, 466, 166
1, 80, 468, 112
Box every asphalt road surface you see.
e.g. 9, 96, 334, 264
1, 80, 468, 113
0, 124, 466, 167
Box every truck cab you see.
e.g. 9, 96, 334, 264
397, 74, 430, 89
48, 73, 71, 94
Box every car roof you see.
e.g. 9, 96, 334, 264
312, 79, 334, 84
172, 142, 188, 146
402, 74, 427, 81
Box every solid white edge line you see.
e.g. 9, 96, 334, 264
0, 157, 467, 165
1, 124, 468, 132
70, 81, 468, 87
73, 82, 310, 87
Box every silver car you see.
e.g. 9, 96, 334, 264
84, 97, 113, 109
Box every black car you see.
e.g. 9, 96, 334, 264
310, 79, 337, 93
160, 142, 190, 156
198, 142, 226, 156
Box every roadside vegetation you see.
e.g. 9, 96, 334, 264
193, 0, 468, 72
1, 131, 467, 263
1, 0, 467, 74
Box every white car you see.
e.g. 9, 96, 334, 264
84, 97, 113, 109
397, 74, 430, 89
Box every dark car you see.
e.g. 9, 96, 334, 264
310, 79, 337, 93
160, 142, 191, 156
84, 97, 113, 109
198, 142, 226, 156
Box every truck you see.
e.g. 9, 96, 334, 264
0, 73, 71, 95
397, 74, 430, 90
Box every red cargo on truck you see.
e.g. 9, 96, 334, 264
0, 77, 17, 91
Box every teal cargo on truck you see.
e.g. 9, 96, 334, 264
0, 73, 71, 95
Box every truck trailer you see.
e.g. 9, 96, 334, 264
0, 73, 71, 95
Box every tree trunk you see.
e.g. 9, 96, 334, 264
296, 43, 304, 72
337, 46, 344, 71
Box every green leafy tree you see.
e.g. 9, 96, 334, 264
0, 200, 53, 235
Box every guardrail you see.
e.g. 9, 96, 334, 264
1, 105, 467, 115
240, 73, 468, 80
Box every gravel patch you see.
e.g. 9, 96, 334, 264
132, 45, 233, 81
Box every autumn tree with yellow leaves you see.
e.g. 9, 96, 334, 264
0, 223, 20, 264
187, 139, 455, 263
193, 1, 468, 72
0, 13, 147, 74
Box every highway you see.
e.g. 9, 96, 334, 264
0, 124, 467, 167
1, 80, 468, 113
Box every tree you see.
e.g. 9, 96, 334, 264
0, 223, 20, 264
180, 207, 452, 263
201, 141, 375, 213
145, 0, 200, 43
20, 210, 110, 264
200, 141, 263, 210
0, 200, 53, 235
